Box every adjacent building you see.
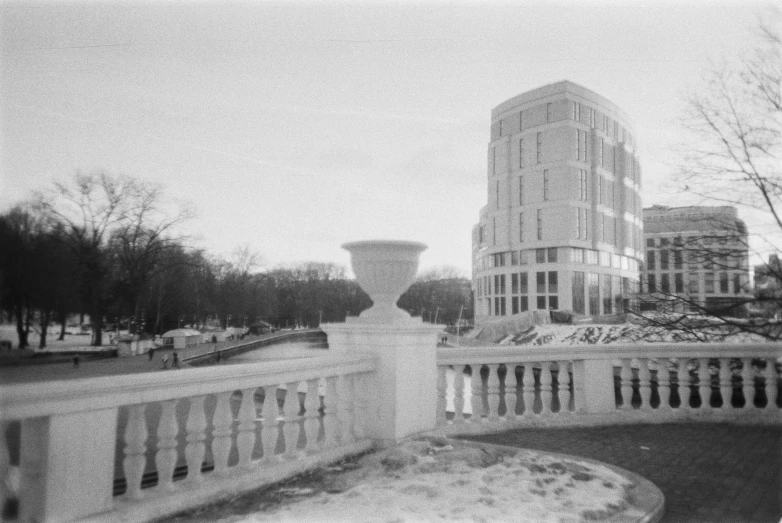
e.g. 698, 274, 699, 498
472, 81, 643, 320
640, 205, 751, 316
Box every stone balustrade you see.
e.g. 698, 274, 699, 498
435, 343, 782, 436
0, 353, 377, 523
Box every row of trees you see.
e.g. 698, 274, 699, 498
0, 172, 472, 349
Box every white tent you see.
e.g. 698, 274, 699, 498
161, 329, 202, 349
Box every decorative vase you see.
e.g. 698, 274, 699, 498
342, 240, 427, 324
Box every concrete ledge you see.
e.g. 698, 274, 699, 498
80, 440, 374, 523
454, 439, 665, 523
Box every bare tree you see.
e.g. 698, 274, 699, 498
632, 14, 782, 340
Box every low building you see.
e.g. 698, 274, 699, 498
640, 205, 751, 316
161, 329, 202, 349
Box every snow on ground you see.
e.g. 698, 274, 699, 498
502, 322, 769, 346
218, 439, 633, 523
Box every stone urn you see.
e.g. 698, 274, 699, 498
342, 240, 427, 324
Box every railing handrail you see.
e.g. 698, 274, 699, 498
437, 342, 782, 365
0, 352, 377, 420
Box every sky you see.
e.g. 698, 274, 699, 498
0, 1, 774, 275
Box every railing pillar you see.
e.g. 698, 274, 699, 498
573, 359, 616, 414
19, 409, 117, 522
322, 321, 440, 445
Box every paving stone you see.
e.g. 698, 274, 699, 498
459, 423, 781, 523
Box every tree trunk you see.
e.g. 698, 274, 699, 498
39, 310, 50, 349
14, 303, 29, 349
57, 309, 67, 341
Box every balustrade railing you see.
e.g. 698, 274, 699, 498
1, 353, 376, 523
436, 343, 782, 436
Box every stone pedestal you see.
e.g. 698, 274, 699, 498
573, 359, 617, 414
322, 319, 441, 444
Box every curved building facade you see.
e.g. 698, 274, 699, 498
472, 81, 642, 319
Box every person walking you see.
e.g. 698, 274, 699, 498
172, 351, 179, 368
148, 348, 154, 361
162, 353, 169, 369
73, 356, 80, 368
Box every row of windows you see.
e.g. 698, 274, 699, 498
643, 272, 746, 295
476, 271, 559, 298
644, 249, 747, 271
490, 100, 634, 149
484, 295, 559, 316
477, 247, 640, 272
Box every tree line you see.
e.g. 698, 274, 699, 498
0, 172, 472, 349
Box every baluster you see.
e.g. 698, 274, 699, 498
487, 364, 501, 423
620, 359, 633, 410
638, 359, 652, 411
236, 388, 257, 468
766, 358, 779, 409
719, 358, 733, 409
539, 361, 553, 415
260, 385, 279, 463
123, 404, 148, 498
0, 421, 9, 512
337, 375, 355, 444
470, 365, 484, 423
677, 359, 692, 410
322, 376, 339, 448
453, 366, 466, 423
282, 381, 301, 458
155, 400, 179, 491
558, 361, 572, 414
697, 359, 711, 411
657, 359, 671, 410
184, 396, 207, 482
436, 366, 448, 425
211, 392, 234, 474
304, 379, 321, 452
350, 374, 367, 441
741, 358, 756, 409
504, 364, 518, 421
522, 364, 537, 417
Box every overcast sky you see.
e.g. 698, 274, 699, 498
0, 1, 772, 274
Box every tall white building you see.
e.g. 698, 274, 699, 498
472, 81, 642, 319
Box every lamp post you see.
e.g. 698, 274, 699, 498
434, 307, 441, 324
178, 315, 184, 329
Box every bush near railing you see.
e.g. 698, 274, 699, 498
0, 353, 376, 523
435, 343, 782, 436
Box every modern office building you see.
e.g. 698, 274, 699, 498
472, 81, 643, 320
640, 205, 751, 316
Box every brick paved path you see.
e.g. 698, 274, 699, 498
460, 423, 781, 523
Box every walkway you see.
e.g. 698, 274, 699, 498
0, 330, 320, 384
460, 423, 781, 523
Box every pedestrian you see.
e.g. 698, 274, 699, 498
172, 351, 179, 368
73, 355, 80, 368
162, 354, 169, 369
212, 335, 217, 344
148, 348, 154, 361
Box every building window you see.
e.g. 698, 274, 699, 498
588, 273, 599, 315
599, 138, 605, 167
674, 250, 683, 270
536, 248, 546, 263
601, 274, 612, 314
520, 296, 529, 312
479, 225, 485, 244
493, 217, 496, 245
646, 250, 656, 270
720, 272, 729, 293
573, 102, 581, 121
519, 139, 524, 169
675, 273, 684, 293
688, 273, 699, 295
536, 132, 542, 164
646, 238, 655, 248
589, 108, 595, 128
547, 247, 558, 263
511, 273, 519, 294
500, 274, 506, 294
519, 212, 524, 242
537, 271, 546, 294
512, 296, 519, 315
602, 114, 607, 132
492, 146, 496, 175
548, 271, 558, 293
705, 273, 715, 293
519, 111, 523, 131
537, 296, 547, 310
546, 102, 552, 122
519, 176, 524, 205
648, 274, 657, 293
543, 169, 549, 200
511, 250, 519, 265
661, 274, 670, 294
600, 213, 606, 242
579, 169, 588, 201
572, 271, 585, 314
660, 250, 669, 270
496, 180, 500, 209
537, 209, 543, 240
